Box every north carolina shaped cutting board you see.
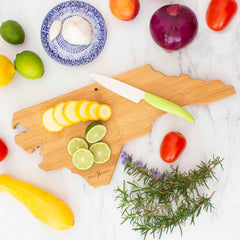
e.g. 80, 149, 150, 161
12, 65, 235, 187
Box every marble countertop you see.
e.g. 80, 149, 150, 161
0, 0, 239, 239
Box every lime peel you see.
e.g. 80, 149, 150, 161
90, 142, 111, 164
85, 122, 107, 144
72, 148, 94, 170
67, 137, 88, 156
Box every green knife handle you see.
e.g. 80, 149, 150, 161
144, 92, 195, 123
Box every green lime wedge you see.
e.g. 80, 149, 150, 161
67, 137, 88, 156
89, 142, 111, 164
85, 122, 107, 144
72, 148, 94, 170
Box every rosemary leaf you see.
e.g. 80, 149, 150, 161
115, 152, 223, 239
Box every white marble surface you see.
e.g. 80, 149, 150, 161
0, 0, 240, 239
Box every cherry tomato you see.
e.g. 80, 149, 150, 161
160, 131, 186, 163
0, 138, 8, 161
206, 0, 238, 31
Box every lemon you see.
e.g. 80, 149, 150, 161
63, 101, 81, 124
85, 122, 107, 144
89, 142, 111, 164
85, 101, 100, 120
75, 100, 90, 121
14, 51, 44, 79
96, 104, 112, 121
0, 55, 15, 87
53, 102, 72, 127
42, 108, 64, 132
0, 20, 25, 45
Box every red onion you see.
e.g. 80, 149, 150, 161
150, 4, 198, 51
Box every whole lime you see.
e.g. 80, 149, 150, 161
14, 51, 44, 79
0, 20, 25, 45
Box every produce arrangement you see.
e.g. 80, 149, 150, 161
1, 0, 238, 238
42, 100, 112, 132
116, 153, 223, 239
0, 20, 44, 84
68, 123, 111, 170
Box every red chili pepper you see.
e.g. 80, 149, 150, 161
206, 0, 238, 31
0, 138, 8, 161
160, 131, 186, 163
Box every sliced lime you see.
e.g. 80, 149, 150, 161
72, 148, 94, 170
67, 137, 88, 156
89, 142, 111, 164
85, 122, 107, 144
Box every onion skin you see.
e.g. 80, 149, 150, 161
150, 4, 198, 51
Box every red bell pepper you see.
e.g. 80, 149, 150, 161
160, 131, 187, 163
0, 138, 8, 161
206, 0, 238, 31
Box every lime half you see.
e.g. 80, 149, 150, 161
72, 148, 94, 170
89, 142, 111, 164
85, 122, 106, 144
67, 137, 88, 156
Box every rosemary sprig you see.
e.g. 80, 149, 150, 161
115, 152, 223, 239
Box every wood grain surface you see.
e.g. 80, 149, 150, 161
12, 65, 236, 187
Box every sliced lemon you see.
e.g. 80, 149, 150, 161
63, 101, 81, 124
42, 108, 64, 132
75, 100, 90, 121
96, 104, 112, 121
86, 101, 100, 120
53, 102, 72, 127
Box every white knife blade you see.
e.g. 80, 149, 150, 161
90, 73, 145, 103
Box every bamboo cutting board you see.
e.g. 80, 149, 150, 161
12, 65, 235, 187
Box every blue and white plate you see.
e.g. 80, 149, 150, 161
40, 1, 107, 67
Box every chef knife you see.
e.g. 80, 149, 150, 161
90, 73, 195, 123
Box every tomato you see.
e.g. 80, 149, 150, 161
160, 131, 186, 163
0, 138, 8, 161
206, 0, 238, 31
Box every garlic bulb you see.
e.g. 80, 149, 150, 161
62, 16, 92, 45
49, 20, 62, 41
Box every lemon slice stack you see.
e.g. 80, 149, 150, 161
42, 100, 112, 132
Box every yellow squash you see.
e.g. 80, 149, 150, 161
0, 175, 74, 230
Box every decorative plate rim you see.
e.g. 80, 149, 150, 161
40, 0, 107, 67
